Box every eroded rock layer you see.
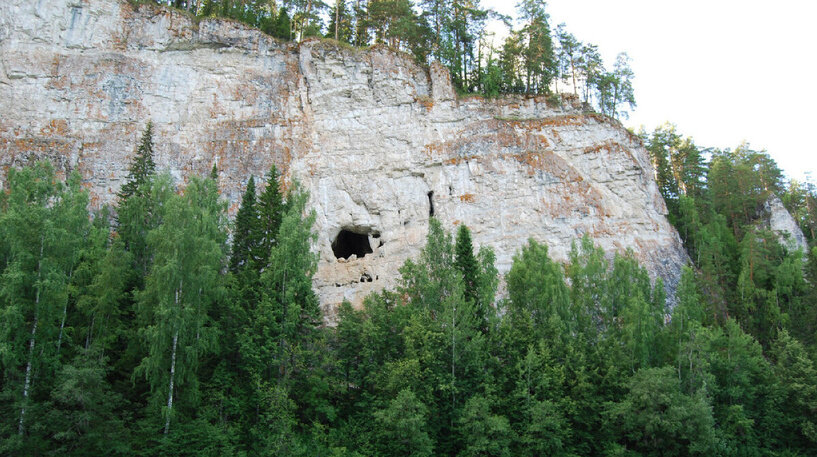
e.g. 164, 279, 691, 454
0, 0, 688, 321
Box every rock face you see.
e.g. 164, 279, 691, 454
763, 196, 808, 252
0, 0, 688, 321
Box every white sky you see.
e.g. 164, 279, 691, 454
482, 0, 817, 182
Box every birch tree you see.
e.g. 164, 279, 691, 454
136, 173, 227, 434
0, 163, 90, 441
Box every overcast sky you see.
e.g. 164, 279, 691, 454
482, 0, 817, 182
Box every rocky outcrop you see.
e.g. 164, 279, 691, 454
762, 196, 808, 252
0, 0, 688, 321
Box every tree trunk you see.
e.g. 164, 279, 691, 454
18, 316, 38, 435
164, 328, 179, 435
335, 0, 340, 41
18, 237, 44, 435
164, 283, 182, 435
56, 269, 72, 355
56, 301, 67, 355
278, 269, 287, 382
451, 303, 456, 426
302, 0, 313, 42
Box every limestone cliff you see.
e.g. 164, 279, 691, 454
0, 0, 688, 320
762, 195, 808, 252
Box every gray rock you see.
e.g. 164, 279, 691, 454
0, 0, 689, 323
763, 195, 808, 252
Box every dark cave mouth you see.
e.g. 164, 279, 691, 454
332, 229, 375, 260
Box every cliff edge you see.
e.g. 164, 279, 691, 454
0, 0, 689, 320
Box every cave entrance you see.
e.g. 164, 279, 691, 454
332, 229, 373, 260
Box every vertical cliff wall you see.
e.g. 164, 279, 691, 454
0, 0, 688, 320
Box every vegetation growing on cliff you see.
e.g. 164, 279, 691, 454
139, 0, 636, 118
1, 124, 817, 455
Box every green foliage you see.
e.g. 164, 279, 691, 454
506, 239, 570, 332
135, 173, 227, 433
595, 52, 635, 119
374, 389, 434, 457
148, 0, 635, 109
4, 127, 817, 456
117, 122, 158, 279
771, 330, 817, 448
119, 122, 156, 201
604, 366, 716, 456
0, 162, 93, 446
457, 395, 513, 457
230, 175, 259, 274
257, 165, 286, 269
454, 224, 496, 330
327, 0, 354, 43
42, 353, 131, 456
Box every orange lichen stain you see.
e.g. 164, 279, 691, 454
424, 142, 446, 160
459, 193, 476, 203
583, 140, 625, 155
444, 154, 477, 166
458, 94, 484, 103
582, 140, 641, 166
40, 119, 69, 136
415, 96, 434, 110
81, 142, 102, 152
496, 114, 587, 130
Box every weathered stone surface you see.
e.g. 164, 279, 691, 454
0, 0, 689, 322
762, 195, 808, 252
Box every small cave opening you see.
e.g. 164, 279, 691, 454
332, 229, 374, 260
428, 191, 435, 217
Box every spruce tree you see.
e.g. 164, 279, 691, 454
256, 165, 285, 271
117, 122, 158, 277
230, 176, 259, 274
118, 122, 156, 201
454, 224, 483, 323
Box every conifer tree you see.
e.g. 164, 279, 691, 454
117, 122, 159, 277
254, 183, 318, 384
328, 0, 354, 42
454, 224, 480, 308
119, 122, 156, 201
374, 389, 434, 457
230, 176, 259, 274
771, 330, 817, 448
257, 165, 285, 270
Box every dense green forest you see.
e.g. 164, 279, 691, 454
134, 0, 636, 119
2, 117, 817, 456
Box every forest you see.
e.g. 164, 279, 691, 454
133, 0, 637, 119
2, 111, 817, 456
